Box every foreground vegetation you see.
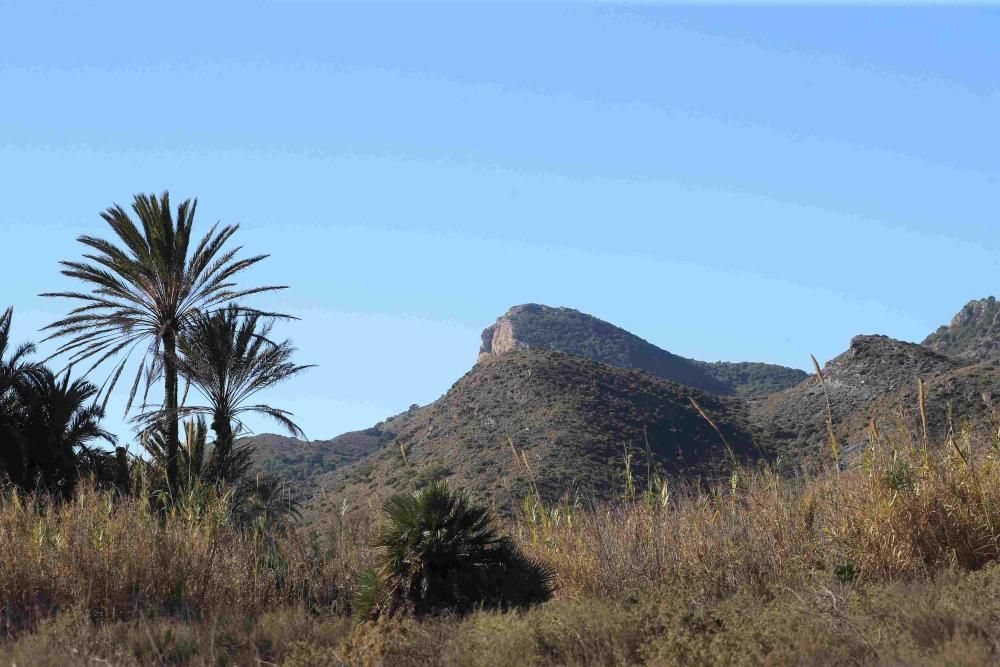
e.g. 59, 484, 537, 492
4, 192, 1000, 664
4, 418, 1000, 665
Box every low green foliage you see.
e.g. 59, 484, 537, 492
357, 483, 554, 619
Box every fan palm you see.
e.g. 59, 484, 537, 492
357, 482, 555, 619
168, 304, 311, 482
42, 192, 285, 493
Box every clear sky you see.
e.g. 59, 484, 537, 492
2, 2, 999, 447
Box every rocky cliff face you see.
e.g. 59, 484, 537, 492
478, 305, 532, 360
923, 297, 1000, 363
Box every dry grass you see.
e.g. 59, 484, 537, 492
515, 420, 1000, 601
0, 485, 375, 637
9, 570, 1000, 666
5, 420, 1000, 664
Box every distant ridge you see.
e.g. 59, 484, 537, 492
478, 304, 807, 398
244, 407, 423, 498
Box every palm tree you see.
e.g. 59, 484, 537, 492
42, 192, 285, 493
168, 304, 311, 482
18, 369, 116, 496
357, 483, 555, 619
0, 307, 42, 487
0, 308, 39, 389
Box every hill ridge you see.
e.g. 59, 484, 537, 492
479, 303, 808, 398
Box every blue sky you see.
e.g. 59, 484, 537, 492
1, 2, 999, 445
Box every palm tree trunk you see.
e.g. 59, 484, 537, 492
115, 446, 131, 495
163, 330, 180, 494
211, 410, 233, 483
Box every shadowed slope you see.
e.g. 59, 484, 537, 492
323, 349, 762, 508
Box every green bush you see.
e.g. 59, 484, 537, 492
357, 482, 554, 619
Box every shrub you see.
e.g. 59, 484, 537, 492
357, 482, 554, 619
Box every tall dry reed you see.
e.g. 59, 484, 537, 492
0, 485, 372, 635
515, 420, 1000, 600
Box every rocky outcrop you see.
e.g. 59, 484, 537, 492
752, 334, 966, 456
923, 297, 1000, 363
478, 306, 532, 360
826, 335, 960, 398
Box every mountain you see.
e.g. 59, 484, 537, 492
321, 348, 764, 509
479, 304, 807, 397
246, 298, 1000, 515
247, 311, 777, 511
923, 297, 1000, 363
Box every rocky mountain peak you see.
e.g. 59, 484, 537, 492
820, 334, 960, 399
477, 304, 807, 397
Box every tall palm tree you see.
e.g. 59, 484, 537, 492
169, 304, 311, 480
42, 192, 285, 493
19, 368, 116, 496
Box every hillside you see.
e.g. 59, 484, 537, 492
752, 334, 979, 460
248, 303, 802, 500
316, 348, 764, 511
693, 359, 811, 398
245, 407, 423, 498
923, 296, 1000, 362
479, 304, 807, 397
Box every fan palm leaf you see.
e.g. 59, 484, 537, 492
359, 483, 555, 619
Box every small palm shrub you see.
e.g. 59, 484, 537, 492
357, 482, 554, 619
